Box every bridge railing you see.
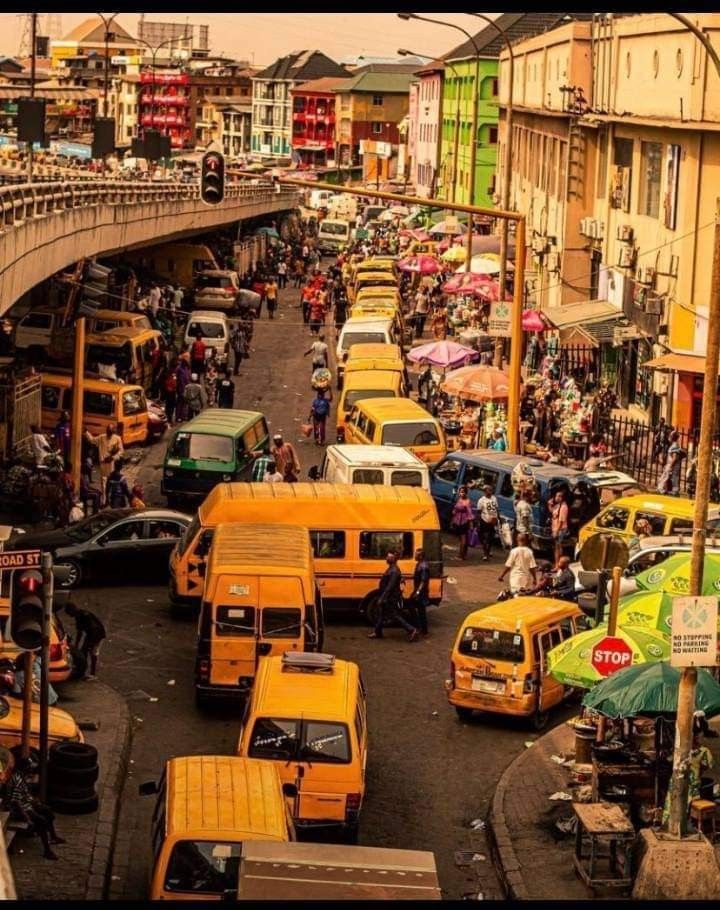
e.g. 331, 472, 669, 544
0, 180, 300, 231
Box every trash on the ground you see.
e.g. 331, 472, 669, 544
455, 851, 486, 867
469, 818, 485, 830
555, 815, 578, 836
462, 891, 485, 900
149, 697, 159, 703
550, 754, 565, 764
126, 689, 154, 701
446, 576, 457, 585
167, 679, 176, 686
134, 716, 144, 723
574, 784, 593, 803
78, 720, 100, 731
524, 741, 535, 748
548, 791, 573, 801
431, 711, 438, 716
146, 598, 155, 603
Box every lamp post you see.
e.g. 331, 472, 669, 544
398, 48, 462, 203
96, 12, 120, 119
398, 13, 481, 274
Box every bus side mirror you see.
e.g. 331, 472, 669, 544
256, 642, 271, 657
282, 783, 298, 798
139, 780, 158, 796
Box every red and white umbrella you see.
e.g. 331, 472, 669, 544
398, 254, 441, 275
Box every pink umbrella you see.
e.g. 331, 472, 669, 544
522, 309, 547, 332
442, 273, 494, 294
407, 340, 479, 368
476, 280, 512, 303
398, 254, 441, 275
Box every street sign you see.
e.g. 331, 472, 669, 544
579, 532, 630, 572
487, 301, 511, 337
0, 549, 41, 571
671, 596, 719, 667
591, 636, 633, 677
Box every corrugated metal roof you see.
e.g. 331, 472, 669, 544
340, 71, 414, 94
292, 76, 352, 94
446, 12, 595, 62
254, 50, 348, 82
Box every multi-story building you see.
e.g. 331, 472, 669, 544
50, 18, 141, 91
290, 77, 348, 168
440, 13, 594, 207
411, 59, 443, 197
334, 68, 414, 184
139, 70, 191, 149
251, 51, 348, 159
189, 62, 255, 148
499, 12, 720, 428
210, 97, 252, 158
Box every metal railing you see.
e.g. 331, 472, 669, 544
0, 179, 300, 231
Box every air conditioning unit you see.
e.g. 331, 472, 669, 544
591, 220, 605, 240
618, 246, 635, 268
636, 266, 655, 286
579, 216, 593, 236
531, 236, 547, 254
617, 224, 634, 242
546, 252, 561, 273
645, 292, 664, 316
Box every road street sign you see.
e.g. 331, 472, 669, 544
671, 596, 719, 667
591, 636, 633, 677
0, 549, 41, 571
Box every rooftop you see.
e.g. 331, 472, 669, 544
338, 70, 415, 94
255, 50, 349, 82
292, 76, 352, 94
445, 12, 595, 62
60, 17, 137, 45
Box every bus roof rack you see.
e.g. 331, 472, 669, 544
281, 652, 335, 672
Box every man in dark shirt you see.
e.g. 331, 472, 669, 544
216, 370, 235, 409
64, 603, 106, 679
7, 757, 65, 859
410, 548, 431, 636
550, 556, 576, 602
368, 552, 418, 642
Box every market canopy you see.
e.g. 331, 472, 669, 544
635, 553, 720, 598
398, 254, 441, 275
406, 340, 479, 369
582, 661, 720, 718
642, 352, 706, 374
440, 365, 510, 401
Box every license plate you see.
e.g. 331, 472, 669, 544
471, 677, 504, 694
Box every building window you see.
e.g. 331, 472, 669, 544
488, 126, 498, 145
639, 141, 663, 218
371, 121, 382, 134
372, 94, 383, 106
492, 78, 498, 96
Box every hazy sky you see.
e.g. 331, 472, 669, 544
0, 12, 484, 66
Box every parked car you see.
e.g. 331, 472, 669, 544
193, 270, 241, 312
6, 509, 192, 589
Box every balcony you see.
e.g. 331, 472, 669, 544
140, 72, 189, 86
140, 92, 189, 106
140, 113, 187, 127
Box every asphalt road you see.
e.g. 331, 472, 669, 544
71, 283, 539, 900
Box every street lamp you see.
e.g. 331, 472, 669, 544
398, 12, 481, 274
96, 12, 120, 119
397, 48, 462, 202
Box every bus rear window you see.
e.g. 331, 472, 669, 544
382, 422, 439, 447
458, 627, 525, 662
169, 432, 234, 463
164, 840, 241, 894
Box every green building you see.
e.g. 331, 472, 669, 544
439, 13, 593, 207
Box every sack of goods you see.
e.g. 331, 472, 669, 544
311, 367, 332, 391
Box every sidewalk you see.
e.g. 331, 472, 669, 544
10, 679, 131, 901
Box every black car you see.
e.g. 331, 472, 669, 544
7, 509, 192, 589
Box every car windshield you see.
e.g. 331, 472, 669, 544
341, 332, 386, 351
320, 223, 348, 235
248, 718, 350, 764
187, 321, 225, 339
458, 627, 525, 662
86, 343, 131, 372
169, 432, 234, 463
344, 389, 395, 409
197, 276, 232, 289
66, 511, 122, 542
164, 840, 241, 894
382, 422, 439, 447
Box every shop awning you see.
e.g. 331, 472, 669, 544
642, 352, 705, 373
541, 298, 621, 329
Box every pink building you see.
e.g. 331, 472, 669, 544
412, 59, 444, 198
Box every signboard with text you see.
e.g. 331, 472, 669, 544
487, 301, 511, 337
591, 636, 633, 677
671, 596, 718, 667
0, 549, 41, 571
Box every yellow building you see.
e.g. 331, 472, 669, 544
499, 13, 720, 428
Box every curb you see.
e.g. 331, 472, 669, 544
84, 682, 133, 901
488, 744, 532, 901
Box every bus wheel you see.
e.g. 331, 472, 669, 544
530, 710, 549, 731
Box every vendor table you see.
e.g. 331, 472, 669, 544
573, 802, 635, 893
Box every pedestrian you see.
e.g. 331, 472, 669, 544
184, 373, 205, 418
473, 484, 499, 560
548, 555, 576, 601
84, 423, 123, 503
162, 363, 178, 425
79, 458, 102, 516
301, 283, 312, 325
664, 431, 686, 495
229, 324, 245, 376
265, 278, 278, 320
414, 287, 430, 338
498, 533, 538, 594
270, 433, 300, 479
54, 411, 71, 465
333, 290, 348, 333
310, 389, 330, 446
308, 293, 324, 336
204, 360, 218, 407
451, 486, 474, 561
172, 284, 184, 322
7, 756, 66, 860
514, 490, 533, 544
63, 602, 106, 680
550, 489, 570, 564
174, 354, 191, 422
149, 282, 161, 320
105, 460, 132, 508
190, 331, 207, 376
58, 461, 75, 527
410, 547, 430, 636
30, 424, 53, 467
251, 450, 274, 481
216, 370, 235, 409
305, 333, 329, 372
262, 460, 283, 483
368, 552, 419, 641
129, 482, 146, 509
277, 259, 288, 289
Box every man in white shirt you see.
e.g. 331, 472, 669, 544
475, 484, 499, 561
514, 491, 533, 543
304, 334, 329, 372
262, 460, 284, 483
149, 283, 161, 319
30, 425, 53, 467
498, 534, 538, 593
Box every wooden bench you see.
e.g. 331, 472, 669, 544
573, 802, 635, 894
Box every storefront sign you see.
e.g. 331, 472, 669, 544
487, 301, 511, 337
671, 596, 718, 667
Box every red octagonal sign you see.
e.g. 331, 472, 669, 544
591, 636, 633, 677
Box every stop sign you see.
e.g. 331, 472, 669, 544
591, 636, 633, 677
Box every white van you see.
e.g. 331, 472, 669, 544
308, 189, 333, 210
319, 444, 430, 489
183, 310, 230, 365
336, 317, 396, 368
14, 307, 67, 360
317, 219, 351, 254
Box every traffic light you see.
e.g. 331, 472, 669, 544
10, 569, 43, 651
201, 150, 225, 205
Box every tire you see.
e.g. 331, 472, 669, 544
48, 742, 98, 771
455, 707, 474, 721
50, 792, 99, 815
48, 763, 99, 787
54, 559, 82, 589
344, 823, 359, 845
195, 690, 209, 710
69, 647, 87, 681
530, 710, 549, 731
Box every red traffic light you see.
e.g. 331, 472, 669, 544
201, 150, 225, 206
16, 569, 42, 595
10, 568, 44, 651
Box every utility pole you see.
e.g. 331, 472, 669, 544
70, 318, 86, 496
26, 12, 37, 184
38, 551, 53, 802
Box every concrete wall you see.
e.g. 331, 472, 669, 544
0, 182, 299, 314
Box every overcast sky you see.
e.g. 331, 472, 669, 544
0, 12, 488, 66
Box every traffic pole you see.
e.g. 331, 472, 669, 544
38, 551, 53, 803
595, 564, 622, 744
506, 215, 525, 453
70, 317, 86, 496
20, 651, 33, 760
666, 199, 720, 837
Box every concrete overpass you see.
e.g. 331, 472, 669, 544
0, 179, 301, 313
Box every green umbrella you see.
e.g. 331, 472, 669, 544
635, 552, 720, 597
582, 661, 720, 718
547, 624, 669, 689
616, 591, 675, 637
